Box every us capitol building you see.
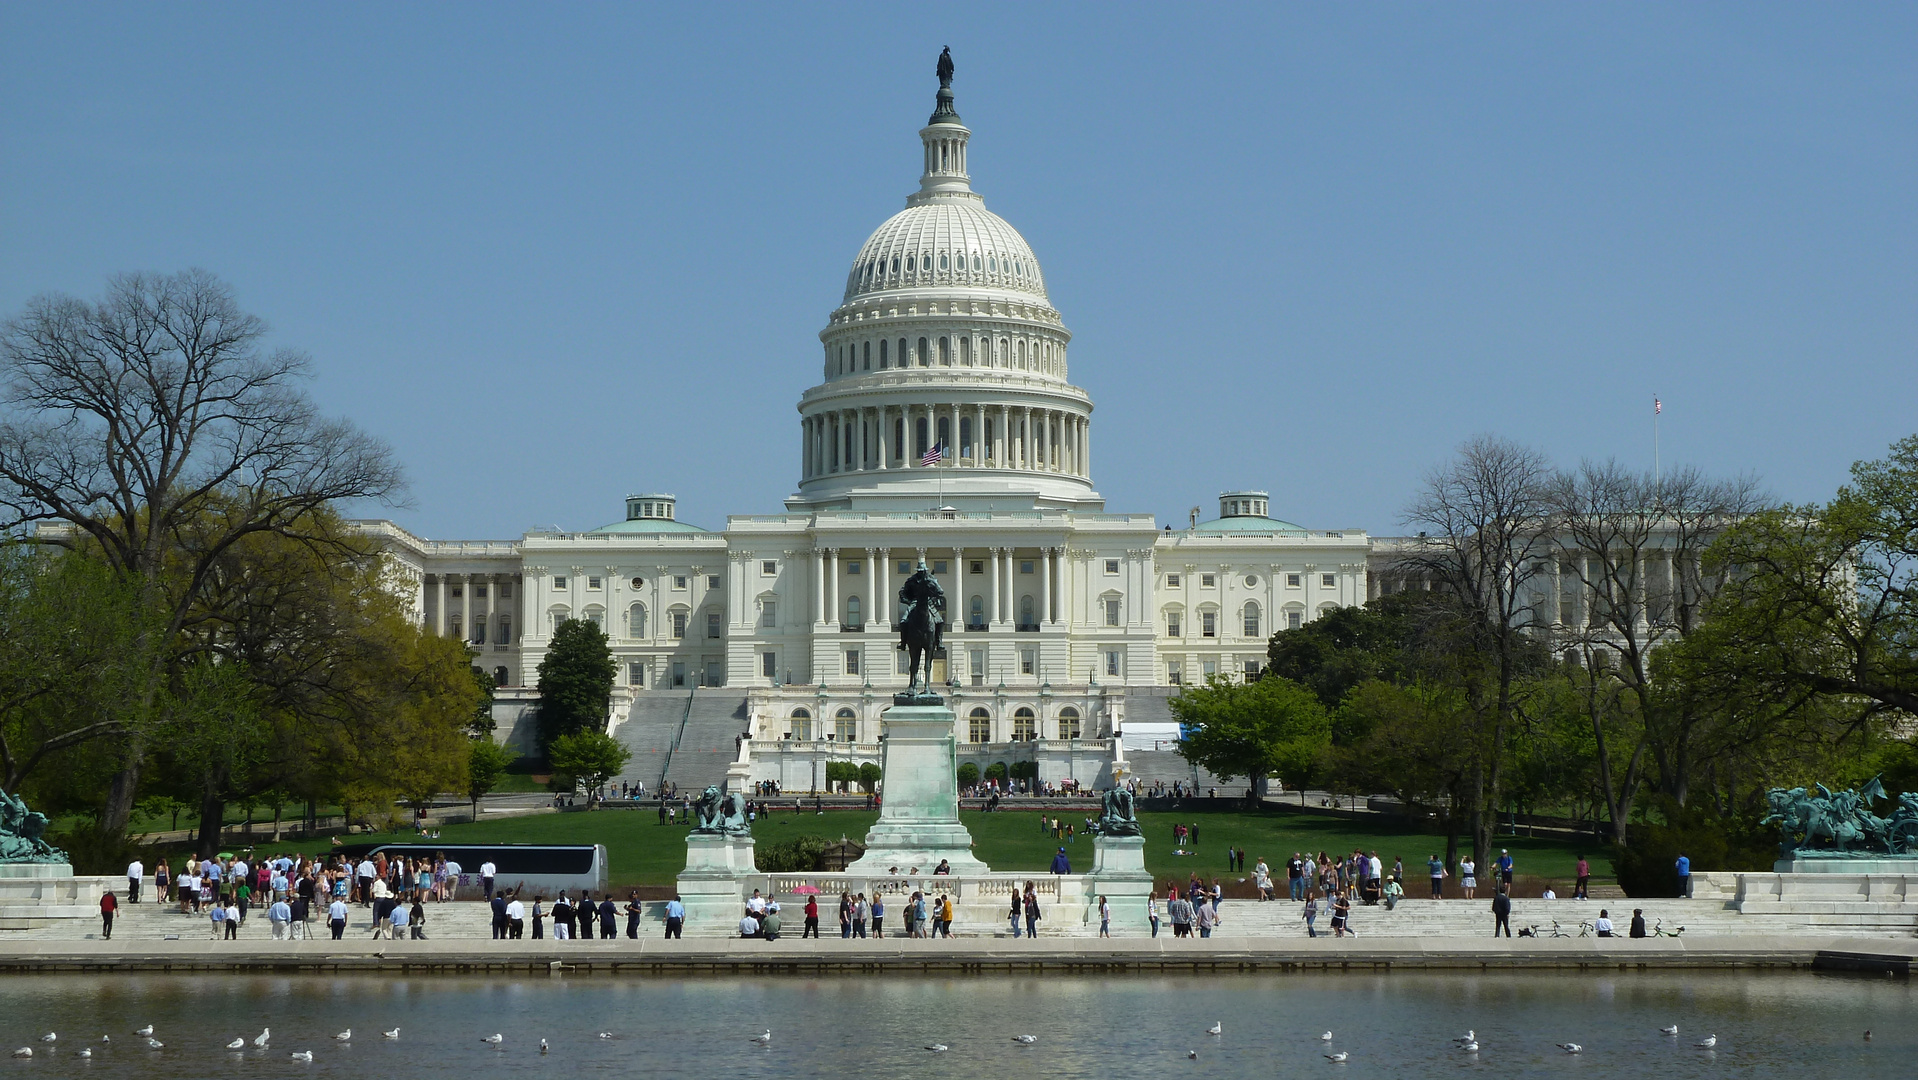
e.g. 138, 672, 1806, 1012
353, 62, 1378, 792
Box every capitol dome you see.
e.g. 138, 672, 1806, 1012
791, 53, 1098, 513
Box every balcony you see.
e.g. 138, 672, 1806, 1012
839, 623, 866, 633
965, 622, 987, 633
1015, 623, 1040, 633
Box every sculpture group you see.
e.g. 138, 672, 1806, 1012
0, 788, 66, 864
1095, 786, 1142, 837
1763, 777, 1918, 856
691, 785, 752, 838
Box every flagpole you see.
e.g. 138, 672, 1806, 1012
1653, 396, 1661, 488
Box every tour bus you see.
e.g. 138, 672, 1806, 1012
338, 843, 609, 899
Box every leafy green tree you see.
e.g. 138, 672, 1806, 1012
1172, 675, 1332, 789
468, 666, 498, 737
984, 761, 1008, 783
466, 739, 518, 817
956, 761, 980, 787
536, 619, 616, 750
1009, 760, 1039, 782
548, 730, 631, 798
1266, 592, 1432, 710
1334, 679, 1475, 866
858, 761, 882, 792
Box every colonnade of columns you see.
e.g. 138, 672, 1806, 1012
808, 545, 1067, 630
429, 572, 511, 646
801, 403, 1089, 480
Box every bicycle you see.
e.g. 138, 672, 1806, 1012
1652, 918, 1685, 938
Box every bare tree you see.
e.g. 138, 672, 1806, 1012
1545, 461, 1767, 836
0, 269, 404, 838
1400, 435, 1556, 867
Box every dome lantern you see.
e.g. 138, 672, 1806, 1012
912, 48, 975, 207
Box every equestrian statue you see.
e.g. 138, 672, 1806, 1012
896, 558, 947, 702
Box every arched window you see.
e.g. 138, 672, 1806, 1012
939, 336, 950, 364
1017, 340, 1026, 368
901, 338, 911, 366
918, 337, 929, 366
549, 607, 569, 633
863, 340, 871, 369
628, 603, 647, 638
972, 254, 982, 271
1012, 707, 1036, 741
845, 595, 862, 628
789, 708, 812, 741
1243, 601, 1260, 638
879, 339, 888, 367
960, 337, 971, 365
492, 665, 509, 687
1019, 594, 1034, 628
1058, 706, 1081, 740
890, 257, 899, 275
940, 252, 949, 271
835, 708, 857, 743
968, 707, 991, 743
969, 595, 984, 629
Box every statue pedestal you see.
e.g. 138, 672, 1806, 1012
1774, 855, 1918, 874
0, 867, 115, 931
676, 834, 757, 932
1085, 835, 1155, 933
845, 704, 989, 875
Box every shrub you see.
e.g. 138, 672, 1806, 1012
1009, 760, 1038, 781
1610, 796, 1775, 897
956, 762, 980, 787
858, 762, 881, 792
755, 834, 837, 873
985, 761, 1008, 782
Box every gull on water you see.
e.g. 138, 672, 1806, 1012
540, 1039, 549, 1055
100, 1036, 111, 1044
925, 1044, 949, 1053
1558, 1043, 1583, 1054
1011, 1035, 1037, 1044
482, 1034, 504, 1045
253, 1028, 270, 1048
1207, 1022, 1222, 1036
75, 1048, 92, 1058
290, 1050, 314, 1062
145, 1038, 164, 1050
1188, 1051, 1198, 1059
384, 1029, 400, 1040
1660, 1025, 1679, 1036
39, 1034, 56, 1043
1458, 1042, 1479, 1053
1454, 1030, 1475, 1043
1320, 1032, 1334, 1041
598, 1032, 616, 1039
11, 1050, 30, 1059
1325, 1052, 1348, 1063
226, 1038, 246, 1050
1695, 1035, 1718, 1049
334, 1030, 351, 1042
135, 1026, 153, 1037
749, 1030, 772, 1045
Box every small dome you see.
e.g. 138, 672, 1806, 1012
587, 517, 708, 535
1191, 514, 1308, 536
587, 493, 707, 534
843, 201, 1047, 304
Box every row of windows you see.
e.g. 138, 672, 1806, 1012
1165, 659, 1264, 684
1163, 572, 1337, 589
828, 333, 1062, 379
445, 583, 511, 600
850, 249, 1035, 290
551, 574, 718, 591
785, 705, 1082, 743
446, 614, 512, 645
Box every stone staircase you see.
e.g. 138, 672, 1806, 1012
662, 690, 751, 794
610, 691, 697, 792
0, 876, 117, 932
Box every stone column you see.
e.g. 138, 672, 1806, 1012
826, 549, 839, 628
435, 575, 446, 636
877, 405, 889, 470
814, 549, 827, 625
954, 547, 967, 627
877, 549, 892, 628
461, 573, 474, 641
486, 572, 497, 647
989, 547, 1002, 624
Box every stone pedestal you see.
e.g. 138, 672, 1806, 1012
1774, 855, 1918, 875
845, 703, 989, 875
1085, 835, 1155, 934
676, 834, 757, 932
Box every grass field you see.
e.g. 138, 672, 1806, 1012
262, 803, 1599, 890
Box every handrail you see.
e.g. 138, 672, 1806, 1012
657, 686, 697, 792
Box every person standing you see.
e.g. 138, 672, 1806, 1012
1674, 852, 1692, 898
804, 894, 821, 939
1496, 849, 1515, 889
664, 894, 684, 939
1050, 847, 1071, 874
99, 889, 118, 940
125, 858, 143, 905
553, 894, 575, 940
388, 901, 410, 940
1460, 856, 1477, 900
490, 892, 509, 940
328, 897, 348, 940
1574, 855, 1591, 901
1428, 854, 1446, 899
1301, 890, 1318, 938
871, 893, 885, 939
1098, 895, 1111, 938
1491, 886, 1512, 937
1195, 898, 1215, 939
505, 896, 525, 939
1022, 884, 1041, 939
1147, 893, 1161, 938
851, 893, 868, 938
599, 894, 618, 938
625, 893, 644, 938
289, 894, 308, 940
1008, 890, 1022, 938
479, 859, 497, 901
267, 897, 291, 940
531, 899, 545, 940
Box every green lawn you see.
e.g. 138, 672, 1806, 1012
254, 803, 1600, 890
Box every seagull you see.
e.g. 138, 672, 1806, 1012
749, 1030, 772, 1045
135, 1026, 153, 1037
1188, 1050, 1198, 1059
226, 1038, 246, 1050
144, 1038, 164, 1050
1864, 1030, 1872, 1042
1325, 1051, 1348, 1062
290, 1050, 314, 1062
100, 1035, 111, 1044
1695, 1035, 1717, 1049
1207, 1022, 1223, 1036
1454, 1030, 1476, 1043
40, 1033, 56, 1043
383, 1029, 400, 1040
334, 1030, 351, 1042
482, 1034, 504, 1045
76, 1048, 92, 1058
1660, 1025, 1679, 1036
539, 1039, 549, 1054
1320, 1031, 1334, 1041
253, 1028, 270, 1049
597, 1032, 615, 1040
1012, 1034, 1037, 1044
1558, 1043, 1583, 1054
925, 1043, 949, 1052
1458, 1041, 1479, 1053
11, 1049, 30, 1059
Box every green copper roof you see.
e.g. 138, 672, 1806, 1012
586, 518, 708, 535
1190, 515, 1308, 535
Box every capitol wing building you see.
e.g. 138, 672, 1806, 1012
354, 68, 1374, 794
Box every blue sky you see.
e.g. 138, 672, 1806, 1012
3, 3, 1912, 538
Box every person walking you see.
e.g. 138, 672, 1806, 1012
479, 859, 497, 901
1050, 847, 1071, 874
388, 901, 410, 940
99, 889, 118, 940
1496, 849, 1515, 890
1098, 895, 1111, 938
1675, 852, 1692, 898
803, 894, 821, 939
267, 897, 291, 940
1491, 886, 1512, 937
1331, 890, 1351, 938
125, 858, 143, 905
663, 895, 685, 939
489, 892, 508, 940
1302, 890, 1319, 938
1574, 855, 1591, 900
1195, 898, 1215, 938
328, 897, 348, 940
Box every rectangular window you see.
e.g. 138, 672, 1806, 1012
1105, 598, 1121, 627
705, 661, 723, 687
1321, 573, 1336, 588
969, 715, 990, 742
969, 648, 984, 686
933, 560, 948, 575
761, 601, 776, 629
672, 611, 688, 639
761, 652, 776, 679
899, 561, 912, 575
845, 650, 860, 676
673, 575, 688, 590
761, 560, 777, 576
1244, 659, 1263, 681
970, 560, 984, 575
1287, 610, 1302, 631
846, 560, 861, 575
671, 662, 686, 688
587, 577, 602, 590
1020, 650, 1035, 676
1167, 660, 1182, 685
448, 615, 461, 638
472, 620, 486, 645
499, 616, 511, 643
1166, 612, 1182, 637
1202, 611, 1217, 637
896, 650, 911, 675
1105, 559, 1120, 575
708, 575, 721, 589
1202, 660, 1217, 678
1020, 560, 1034, 574
552, 576, 567, 590
499, 584, 512, 599
1166, 573, 1180, 588
1286, 573, 1301, 588
1200, 574, 1215, 588
706, 612, 722, 638
475, 585, 488, 598
1106, 651, 1121, 677
628, 662, 646, 686
451, 586, 463, 598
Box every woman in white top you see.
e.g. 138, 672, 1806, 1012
1460, 858, 1477, 900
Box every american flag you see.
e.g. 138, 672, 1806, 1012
1654, 397, 1662, 415
921, 442, 947, 467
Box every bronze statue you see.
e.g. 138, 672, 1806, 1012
896, 558, 946, 700
1763, 776, 1914, 855
0, 788, 66, 863
936, 46, 954, 88
1096, 786, 1142, 837
691, 785, 751, 838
